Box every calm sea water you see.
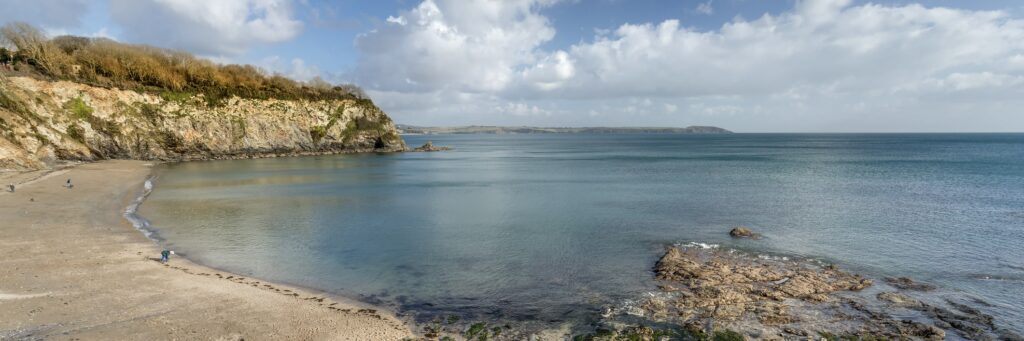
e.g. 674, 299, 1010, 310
140, 134, 1024, 332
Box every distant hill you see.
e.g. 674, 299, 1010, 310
396, 125, 732, 135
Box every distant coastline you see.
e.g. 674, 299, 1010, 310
396, 124, 732, 135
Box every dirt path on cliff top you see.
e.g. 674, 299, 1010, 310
0, 160, 414, 340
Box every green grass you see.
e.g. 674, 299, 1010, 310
64, 97, 94, 120
309, 126, 327, 145
160, 91, 193, 103
133, 102, 162, 122
0, 90, 30, 115
66, 124, 85, 142
465, 322, 488, 339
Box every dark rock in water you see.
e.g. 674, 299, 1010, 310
885, 277, 937, 291
728, 227, 756, 238
411, 141, 451, 152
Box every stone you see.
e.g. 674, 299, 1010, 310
729, 227, 756, 238
884, 277, 936, 291
876, 292, 922, 308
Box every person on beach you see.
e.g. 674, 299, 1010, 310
8, 184, 12, 192
161, 250, 171, 263
65, 179, 73, 188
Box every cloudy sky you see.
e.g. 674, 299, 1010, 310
2, 0, 1024, 132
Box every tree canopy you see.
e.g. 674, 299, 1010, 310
0, 22, 366, 103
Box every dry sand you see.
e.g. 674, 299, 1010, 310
0, 160, 415, 340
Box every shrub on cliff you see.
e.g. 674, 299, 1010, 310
0, 22, 367, 103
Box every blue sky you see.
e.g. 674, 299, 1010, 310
3, 0, 1024, 132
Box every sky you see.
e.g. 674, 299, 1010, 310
2, 0, 1024, 132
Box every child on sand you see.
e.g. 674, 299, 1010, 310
161, 250, 171, 263
65, 179, 73, 189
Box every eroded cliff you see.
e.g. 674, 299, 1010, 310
0, 75, 406, 170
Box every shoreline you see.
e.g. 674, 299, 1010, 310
0, 160, 415, 340
5, 158, 1020, 340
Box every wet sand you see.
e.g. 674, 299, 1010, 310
0, 160, 414, 340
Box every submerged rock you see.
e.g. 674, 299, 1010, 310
884, 277, 937, 291
877, 291, 923, 308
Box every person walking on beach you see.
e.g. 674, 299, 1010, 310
65, 178, 73, 189
161, 249, 171, 263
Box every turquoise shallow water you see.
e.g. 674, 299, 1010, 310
140, 134, 1024, 332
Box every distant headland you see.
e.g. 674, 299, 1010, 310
396, 124, 732, 135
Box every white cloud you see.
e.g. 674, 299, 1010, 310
356, 0, 1024, 131
695, 1, 714, 16
664, 103, 678, 113
352, 0, 558, 93
519, 50, 575, 91
552, 3, 1024, 100
259, 56, 321, 81
110, 0, 303, 56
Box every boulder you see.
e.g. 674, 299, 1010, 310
729, 227, 755, 238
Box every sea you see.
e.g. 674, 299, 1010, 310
137, 133, 1024, 334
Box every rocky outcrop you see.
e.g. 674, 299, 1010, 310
728, 227, 756, 238
651, 246, 872, 322
0, 75, 406, 170
411, 141, 451, 152
635, 245, 1016, 340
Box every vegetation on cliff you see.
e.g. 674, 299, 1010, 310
0, 22, 365, 104
0, 22, 406, 170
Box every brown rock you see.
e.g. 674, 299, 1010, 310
908, 323, 946, 341
884, 277, 936, 291
729, 227, 755, 238
647, 246, 1011, 341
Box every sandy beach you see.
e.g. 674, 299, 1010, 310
0, 160, 414, 340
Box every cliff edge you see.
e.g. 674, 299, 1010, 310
0, 75, 406, 170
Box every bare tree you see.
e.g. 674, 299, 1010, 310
0, 22, 69, 76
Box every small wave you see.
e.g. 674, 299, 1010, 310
609, 291, 677, 318
757, 254, 790, 261
123, 177, 162, 241
677, 242, 719, 249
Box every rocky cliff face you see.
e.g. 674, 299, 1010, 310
0, 76, 406, 170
